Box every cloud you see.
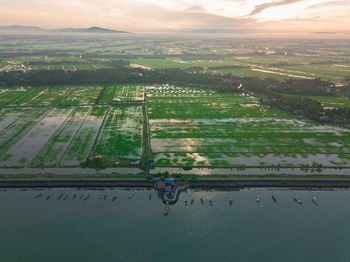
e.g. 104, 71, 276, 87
248, 0, 306, 15
306, 0, 350, 10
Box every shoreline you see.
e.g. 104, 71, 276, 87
1, 178, 350, 189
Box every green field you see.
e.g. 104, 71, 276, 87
148, 86, 350, 168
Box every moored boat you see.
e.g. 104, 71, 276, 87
229, 198, 233, 206
272, 195, 277, 203
200, 198, 204, 204
293, 195, 302, 204
256, 194, 261, 203
312, 196, 319, 206
128, 192, 134, 199
35, 194, 42, 199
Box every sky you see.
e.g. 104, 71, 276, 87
1, 0, 350, 34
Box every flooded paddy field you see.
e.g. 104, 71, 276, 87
0, 105, 144, 170
148, 86, 350, 170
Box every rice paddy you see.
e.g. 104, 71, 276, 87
148, 85, 350, 169
0, 84, 348, 174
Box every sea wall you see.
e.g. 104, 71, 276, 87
1, 178, 350, 189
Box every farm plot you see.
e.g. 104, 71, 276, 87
61, 106, 108, 166
25, 86, 71, 106
0, 88, 32, 106
99, 86, 118, 104
0, 108, 49, 155
128, 86, 144, 101
62, 86, 103, 105
113, 86, 130, 102
0, 108, 24, 133
148, 92, 350, 168
147, 85, 221, 98
92, 105, 143, 163
31, 106, 91, 167
0, 108, 73, 167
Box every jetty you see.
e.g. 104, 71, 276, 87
155, 178, 188, 205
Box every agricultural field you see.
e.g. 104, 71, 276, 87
0, 104, 145, 169
148, 85, 350, 168
92, 105, 143, 164
0, 108, 73, 167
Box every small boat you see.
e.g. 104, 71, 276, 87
128, 192, 135, 199
46, 195, 50, 200
35, 194, 42, 199
293, 195, 302, 204
200, 198, 204, 204
229, 198, 233, 206
149, 194, 152, 200
256, 194, 261, 203
185, 201, 188, 206
312, 196, 319, 206
58, 193, 63, 200
164, 202, 170, 216
62, 195, 68, 200
80, 194, 84, 200
272, 195, 277, 203
103, 195, 107, 200
112, 196, 118, 201
72, 194, 76, 199
83, 195, 90, 201
191, 199, 195, 205
210, 200, 214, 206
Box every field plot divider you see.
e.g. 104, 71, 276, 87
87, 106, 111, 159
57, 106, 93, 167
143, 104, 150, 176
28, 107, 76, 168
1, 108, 53, 157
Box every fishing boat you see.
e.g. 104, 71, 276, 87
35, 194, 42, 199
191, 199, 195, 205
256, 194, 261, 203
46, 195, 50, 200
164, 202, 170, 216
72, 194, 76, 199
83, 195, 90, 201
210, 200, 214, 206
62, 195, 68, 200
312, 196, 319, 206
103, 195, 107, 200
229, 198, 233, 206
112, 196, 118, 201
293, 195, 302, 204
272, 195, 277, 203
185, 200, 188, 206
200, 198, 204, 204
149, 194, 152, 200
58, 193, 63, 200
128, 192, 135, 199
80, 194, 84, 200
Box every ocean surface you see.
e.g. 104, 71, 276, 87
1, 187, 350, 262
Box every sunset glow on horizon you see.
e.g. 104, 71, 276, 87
1, 0, 349, 34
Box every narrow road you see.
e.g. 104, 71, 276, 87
143, 88, 150, 176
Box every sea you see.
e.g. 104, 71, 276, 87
0, 187, 349, 262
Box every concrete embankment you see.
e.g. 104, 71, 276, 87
0, 178, 153, 188
1, 178, 350, 189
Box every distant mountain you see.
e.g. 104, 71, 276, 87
56, 27, 129, 34
0, 25, 47, 32
0, 25, 129, 34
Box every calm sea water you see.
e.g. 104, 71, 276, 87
1, 187, 350, 262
